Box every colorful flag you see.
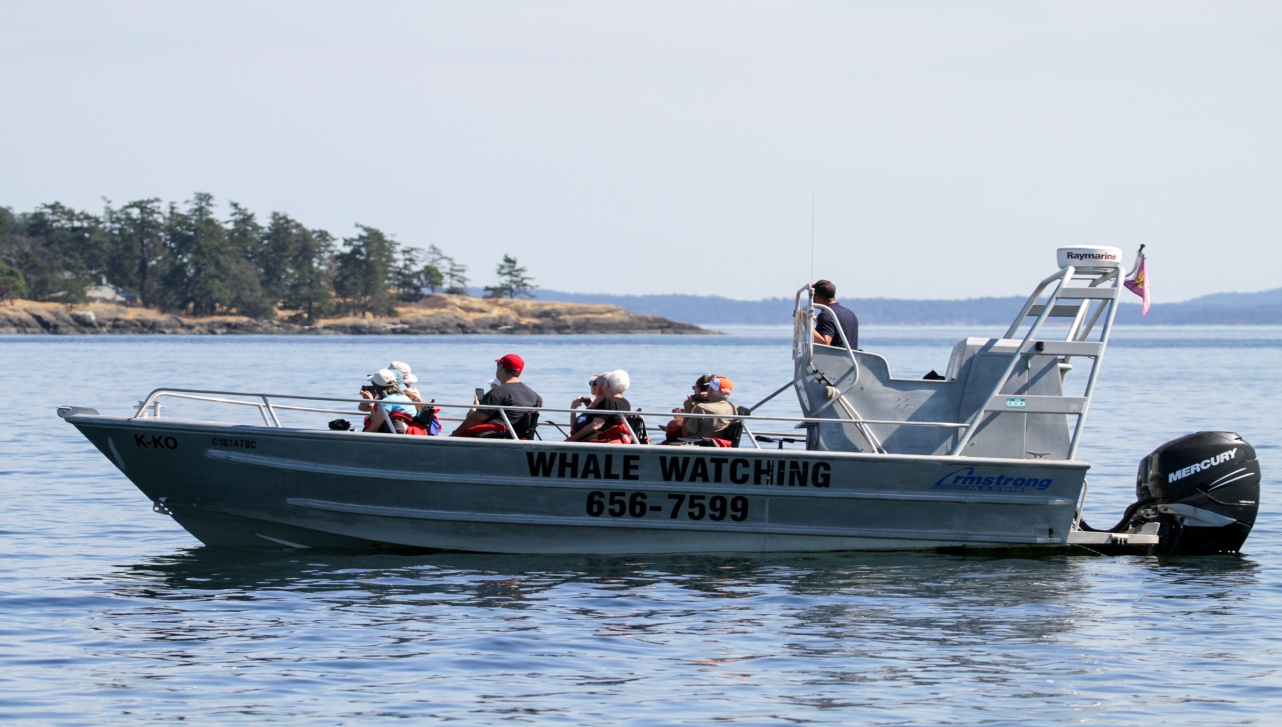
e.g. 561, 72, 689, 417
1124, 251, 1151, 315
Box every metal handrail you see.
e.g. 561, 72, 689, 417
955, 263, 1121, 458
125, 387, 976, 442
792, 288, 884, 453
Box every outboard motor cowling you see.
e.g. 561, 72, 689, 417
1127, 431, 1260, 554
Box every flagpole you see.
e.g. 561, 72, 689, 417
1127, 244, 1146, 277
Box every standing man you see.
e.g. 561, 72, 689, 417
452, 353, 544, 439
811, 279, 859, 349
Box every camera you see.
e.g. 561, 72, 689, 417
361, 384, 380, 396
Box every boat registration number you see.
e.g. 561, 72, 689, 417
585, 490, 748, 522
211, 437, 257, 449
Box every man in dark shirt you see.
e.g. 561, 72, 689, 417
452, 353, 544, 438
812, 279, 859, 350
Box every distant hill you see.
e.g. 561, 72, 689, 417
526, 288, 1282, 326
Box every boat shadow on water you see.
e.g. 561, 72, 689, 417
106, 545, 1261, 606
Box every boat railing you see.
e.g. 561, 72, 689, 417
951, 261, 1121, 458
127, 387, 966, 451
789, 285, 885, 453
787, 260, 1123, 460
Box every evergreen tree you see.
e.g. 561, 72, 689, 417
225, 202, 272, 318
282, 227, 335, 322
333, 225, 399, 316
0, 207, 25, 301
12, 203, 103, 302
444, 259, 470, 295
258, 211, 300, 304
103, 198, 168, 307
0, 261, 26, 302
393, 247, 444, 302
488, 254, 535, 299
422, 245, 450, 293
160, 193, 238, 315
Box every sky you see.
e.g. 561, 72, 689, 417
3, 1, 1279, 302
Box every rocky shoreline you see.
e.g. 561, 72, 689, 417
0, 295, 709, 335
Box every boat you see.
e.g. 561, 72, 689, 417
59, 247, 1261, 555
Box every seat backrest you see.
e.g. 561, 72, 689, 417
513, 410, 540, 440
626, 413, 651, 444
716, 405, 751, 448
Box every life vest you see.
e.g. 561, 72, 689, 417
589, 423, 633, 445
363, 406, 440, 436
452, 421, 510, 438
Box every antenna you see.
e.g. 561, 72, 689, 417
809, 195, 815, 284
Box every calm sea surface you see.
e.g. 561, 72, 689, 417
2, 325, 1280, 725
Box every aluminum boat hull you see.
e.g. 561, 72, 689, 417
65, 412, 1089, 553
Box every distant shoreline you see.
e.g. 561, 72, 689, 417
0, 296, 710, 336
527, 289, 1282, 327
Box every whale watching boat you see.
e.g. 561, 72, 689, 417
59, 247, 1260, 555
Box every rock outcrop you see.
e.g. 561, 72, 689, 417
0, 296, 708, 335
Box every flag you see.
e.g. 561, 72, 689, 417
1125, 251, 1151, 316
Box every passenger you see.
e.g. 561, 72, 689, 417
568, 372, 607, 436
566, 370, 632, 443
811, 279, 859, 350
402, 372, 425, 403
662, 374, 714, 442
359, 368, 417, 433
396, 372, 444, 434
451, 354, 544, 439
666, 375, 740, 443
389, 360, 413, 380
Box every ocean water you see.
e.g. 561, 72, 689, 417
2, 325, 1280, 725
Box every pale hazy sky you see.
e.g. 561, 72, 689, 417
3, 1, 1279, 302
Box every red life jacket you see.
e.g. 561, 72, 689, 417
589, 423, 633, 445
452, 421, 510, 438
363, 408, 438, 436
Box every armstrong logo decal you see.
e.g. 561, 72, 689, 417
934, 467, 1053, 492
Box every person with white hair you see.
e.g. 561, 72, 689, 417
568, 372, 607, 436
565, 369, 632, 443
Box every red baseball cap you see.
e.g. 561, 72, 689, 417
495, 353, 525, 375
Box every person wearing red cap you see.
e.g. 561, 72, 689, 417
452, 353, 544, 439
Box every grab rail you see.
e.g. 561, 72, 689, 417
125, 387, 980, 453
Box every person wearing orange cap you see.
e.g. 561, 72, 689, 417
452, 353, 544, 439
670, 375, 740, 440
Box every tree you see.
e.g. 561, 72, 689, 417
261, 212, 337, 321
282, 227, 335, 322
224, 202, 272, 318
443, 259, 470, 295
0, 261, 26, 302
257, 210, 300, 305
0, 207, 25, 301
13, 203, 104, 302
104, 198, 168, 307
487, 254, 535, 299
393, 247, 445, 302
159, 193, 240, 315
333, 225, 399, 316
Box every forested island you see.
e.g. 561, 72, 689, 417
0, 194, 534, 319
0, 194, 702, 335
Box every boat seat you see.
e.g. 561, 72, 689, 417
687, 406, 751, 448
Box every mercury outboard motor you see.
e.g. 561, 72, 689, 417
1116, 431, 1261, 554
